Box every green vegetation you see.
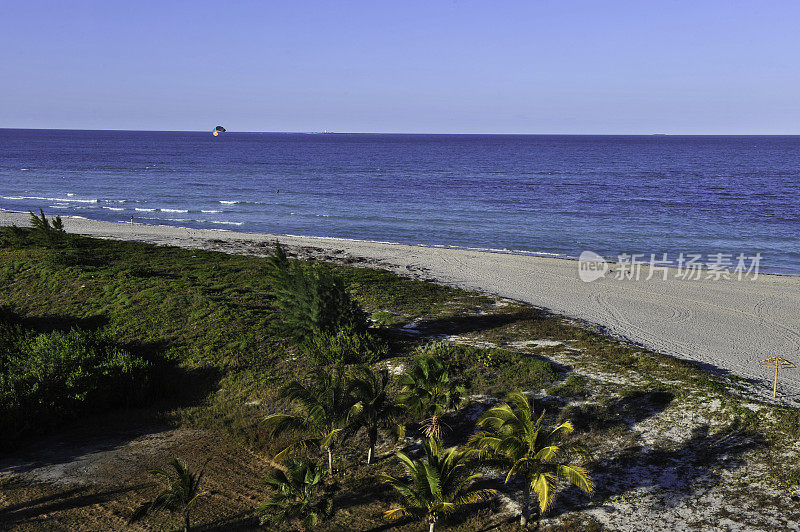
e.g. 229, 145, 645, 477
422, 342, 558, 395
397, 355, 466, 439
1, 228, 798, 530
349, 364, 405, 464
131, 458, 208, 532
0, 311, 152, 446
470, 392, 593, 527
258, 457, 330, 529
380, 438, 496, 532
547, 374, 591, 398
29, 209, 64, 236
264, 366, 361, 475
265, 242, 383, 364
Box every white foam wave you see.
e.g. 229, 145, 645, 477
211, 221, 244, 226
135, 208, 156, 212
102, 206, 125, 211
219, 200, 240, 204
1, 195, 98, 204
163, 217, 244, 226
161, 208, 188, 213
201, 209, 221, 213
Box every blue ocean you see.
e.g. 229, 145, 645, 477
1, 129, 798, 273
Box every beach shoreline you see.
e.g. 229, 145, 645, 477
2, 210, 800, 404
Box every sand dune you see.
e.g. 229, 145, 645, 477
3, 212, 799, 403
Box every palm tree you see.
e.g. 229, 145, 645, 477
381, 438, 495, 532
257, 457, 330, 529
469, 391, 593, 527
264, 366, 360, 475
130, 457, 209, 532
397, 356, 465, 439
349, 364, 405, 464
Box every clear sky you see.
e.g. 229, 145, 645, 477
2, 1, 799, 134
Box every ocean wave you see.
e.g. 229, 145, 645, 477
147, 215, 245, 227
219, 200, 240, 204
201, 209, 221, 213
1, 195, 98, 204
161, 208, 188, 213
290, 212, 331, 218
135, 208, 156, 212
102, 206, 125, 211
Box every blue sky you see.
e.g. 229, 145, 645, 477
2, 1, 799, 133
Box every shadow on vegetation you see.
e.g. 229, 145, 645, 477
0, 484, 147, 527
412, 308, 537, 337
1, 306, 223, 453
0, 307, 108, 334
333, 476, 395, 513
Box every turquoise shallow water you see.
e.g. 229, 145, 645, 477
1, 130, 798, 273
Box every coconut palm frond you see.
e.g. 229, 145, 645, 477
264, 413, 308, 438
549, 420, 575, 439
130, 457, 208, 530
532, 472, 558, 514
382, 438, 496, 530
453, 487, 497, 507
384, 506, 423, 521
472, 391, 593, 525
397, 356, 466, 440
533, 444, 560, 462
258, 457, 327, 527
557, 463, 594, 494
265, 366, 360, 475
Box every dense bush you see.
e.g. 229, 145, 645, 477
0, 211, 67, 249
414, 341, 557, 396
0, 317, 151, 446
302, 324, 387, 365
266, 243, 381, 363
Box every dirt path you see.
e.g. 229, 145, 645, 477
0, 426, 271, 530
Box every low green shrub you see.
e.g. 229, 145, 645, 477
547, 374, 591, 398
0, 225, 30, 248
413, 342, 557, 396
0, 319, 152, 446
302, 325, 387, 365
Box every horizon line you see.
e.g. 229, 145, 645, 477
2, 127, 800, 136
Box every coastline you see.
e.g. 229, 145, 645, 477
2, 211, 800, 403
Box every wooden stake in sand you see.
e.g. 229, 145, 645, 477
758, 356, 796, 398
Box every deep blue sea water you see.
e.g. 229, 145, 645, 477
1, 129, 798, 273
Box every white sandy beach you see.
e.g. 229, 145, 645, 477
3, 212, 800, 403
